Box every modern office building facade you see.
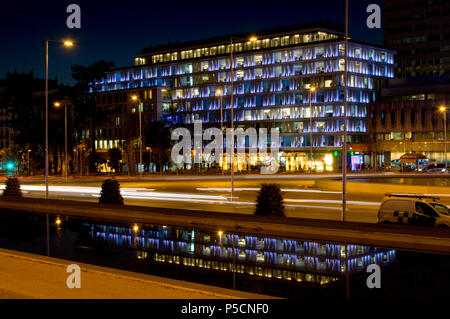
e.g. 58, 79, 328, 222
90, 24, 395, 172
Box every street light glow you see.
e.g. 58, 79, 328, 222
216, 89, 222, 95
439, 106, 446, 112
63, 40, 74, 47
131, 95, 138, 101
54, 102, 60, 107
249, 36, 258, 42
310, 87, 316, 92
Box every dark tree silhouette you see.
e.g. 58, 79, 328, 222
99, 179, 123, 204
143, 121, 172, 173
255, 184, 285, 216
71, 60, 115, 173
108, 147, 122, 174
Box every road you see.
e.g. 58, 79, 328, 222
6, 174, 449, 224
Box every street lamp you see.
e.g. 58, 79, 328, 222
54, 101, 68, 182
229, 36, 257, 200
216, 88, 224, 174
45, 39, 74, 199
342, 0, 349, 224
131, 94, 143, 176
146, 146, 152, 173
440, 106, 447, 170
27, 149, 31, 174
45, 39, 73, 258
309, 86, 315, 168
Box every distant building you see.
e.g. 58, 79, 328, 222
0, 71, 59, 171
367, 0, 450, 168
384, 0, 450, 79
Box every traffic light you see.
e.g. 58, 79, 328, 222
4, 161, 15, 171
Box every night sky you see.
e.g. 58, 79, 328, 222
0, 0, 382, 86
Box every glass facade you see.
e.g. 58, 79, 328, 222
90, 27, 395, 171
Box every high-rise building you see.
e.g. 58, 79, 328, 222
384, 0, 450, 79
90, 23, 395, 173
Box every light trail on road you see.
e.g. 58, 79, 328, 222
197, 187, 342, 194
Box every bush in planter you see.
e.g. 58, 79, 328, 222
99, 179, 124, 205
254, 183, 285, 216
2, 177, 22, 198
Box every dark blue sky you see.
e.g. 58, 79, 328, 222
0, 0, 382, 85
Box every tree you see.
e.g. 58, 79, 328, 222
99, 179, 123, 204
2, 177, 22, 198
70, 60, 115, 173
143, 121, 172, 173
255, 184, 285, 216
108, 147, 122, 173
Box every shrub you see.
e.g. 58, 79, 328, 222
2, 177, 22, 198
99, 179, 124, 204
255, 183, 285, 216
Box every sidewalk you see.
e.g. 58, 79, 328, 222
0, 248, 272, 299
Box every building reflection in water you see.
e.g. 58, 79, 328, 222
84, 223, 396, 286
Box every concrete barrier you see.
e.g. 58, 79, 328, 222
314, 178, 450, 196
0, 198, 449, 254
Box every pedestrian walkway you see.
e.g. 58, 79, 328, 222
0, 248, 271, 299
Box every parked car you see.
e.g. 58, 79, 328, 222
419, 163, 448, 173
377, 193, 450, 228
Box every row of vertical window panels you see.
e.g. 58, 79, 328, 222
99, 42, 394, 86
173, 79, 377, 102
93, 64, 391, 93
135, 31, 340, 65
94, 59, 392, 94
172, 68, 384, 91
178, 103, 367, 118
169, 131, 365, 148
174, 90, 374, 115
180, 104, 367, 121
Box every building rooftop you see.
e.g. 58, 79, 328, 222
139, 21, 345, 56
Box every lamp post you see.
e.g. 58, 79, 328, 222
27, 149, 31, 174
440, 106, 447, 170
54, 101, 68, 182
309, 87, 315, 168
342, 0, 349, 222
132, 95, 143, 176
45, 39, 73, 258
146, 146, 152, 173
45, 39, 73, 199
216, 88, 224, 174
229, 36, 257, 201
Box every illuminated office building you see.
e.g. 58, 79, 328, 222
90, 23, 395, 172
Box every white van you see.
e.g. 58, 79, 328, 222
377, 193, 450, 228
